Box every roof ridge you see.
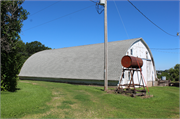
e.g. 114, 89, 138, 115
54, 38, 141, 50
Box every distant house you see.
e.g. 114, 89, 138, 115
19, 38, 157, 87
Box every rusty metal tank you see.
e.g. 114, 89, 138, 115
121, 55, 143, 68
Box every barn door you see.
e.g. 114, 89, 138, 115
146, 60, 151, 81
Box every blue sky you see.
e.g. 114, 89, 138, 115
20, 0, 179, 70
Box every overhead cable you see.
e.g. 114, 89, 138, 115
127, 0, 177, 37
113, 0, 129, 39
134, 46, 180, 50
95, 2, 104, 14
151, 50, 179, 54
90, 0, 97, 4
23, 4, 94, 32
150, 48, 180, 50
29, 0, 60, 17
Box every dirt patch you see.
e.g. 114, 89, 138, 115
106, 89, 116, 94
53, 97, 61, 100
19, 81, 30, 83
52, 92, 61, 95
23, 108, 58, 118
141, 95, 153, 99
19, 81, 38, 85
70, 103, 79, 109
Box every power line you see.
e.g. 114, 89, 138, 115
151, 50, 179, 54
29, 1, 60, 17
90, 0, 97, 4
150, 48, 180, 50
22, 4, 94, 32
127, 0, 177, 37
133, 46, 180, 53
91, 0, 104, 14
113, 0, 129, 39
134, 46, 180, 53
133, 46, 180, 50
95, 2, 104, 14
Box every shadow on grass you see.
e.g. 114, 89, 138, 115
2, 88, 21, 93
10, 88, 21, 92
94, 88, 104, 92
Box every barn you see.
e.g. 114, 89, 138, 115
19, 38, 157, 87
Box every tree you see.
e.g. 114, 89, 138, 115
157, 64, 179, 81
169, 65, 179, 81
174, 64, 180, 70
160, 72, 171, 80
1, 0, 29, 91
15, 40, 52, 72
16, 40, 29, 71
26, 41, 51, 56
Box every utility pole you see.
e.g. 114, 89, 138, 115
100, 0, 108, 91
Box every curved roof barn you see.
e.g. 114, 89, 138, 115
19, 38, 156, 85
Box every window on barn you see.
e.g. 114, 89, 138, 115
146, 51, 148, 59
130, 49, 133, 55
128, 72, 131, 80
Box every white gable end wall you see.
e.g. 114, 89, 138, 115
122, 40, 155, 87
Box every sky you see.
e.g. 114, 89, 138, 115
20, 0, 179, 71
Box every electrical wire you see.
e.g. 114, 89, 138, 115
22, 4, 94, 32
90, 0, 104, 14
113, 0, 129, 39
150, 50, 179, 54
29, 0, 60, 17
133, 46, 180, 50
95, 2, 104, 14
90, 0, 97, 4
150, 48, 180, 50
127, 0, 177, 37
131, 46, 180, 53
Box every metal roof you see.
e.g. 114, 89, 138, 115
19, 38, 155, 81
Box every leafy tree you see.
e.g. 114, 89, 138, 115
26, 41, 51, 56
174, 64, 180, 70
160, 72, 171, 80
169, 65, 179, 81
15, 40, 51, 71
16, 40, 29, 71
1, 0, 29, 91
157, 64, 179, 81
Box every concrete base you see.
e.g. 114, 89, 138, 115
147, 81, 158, 87
19, 76, 119, 86
158, 80, 170, 86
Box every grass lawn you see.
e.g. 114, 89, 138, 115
1, 80, 179, 118
1, 81, 52, 118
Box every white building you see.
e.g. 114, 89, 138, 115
122, 39, 156, 87
19, 38, 157, 87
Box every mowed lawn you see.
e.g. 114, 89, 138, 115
1, 80, 179, 118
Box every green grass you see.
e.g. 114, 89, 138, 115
1, 80, 179, 118
1, 81, 52, 118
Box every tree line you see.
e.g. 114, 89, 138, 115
1, 0, 51, 91
157, 64, 179, 82
16, 40, 51, 69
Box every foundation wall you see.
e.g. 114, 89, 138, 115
19, 76, 119, 86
